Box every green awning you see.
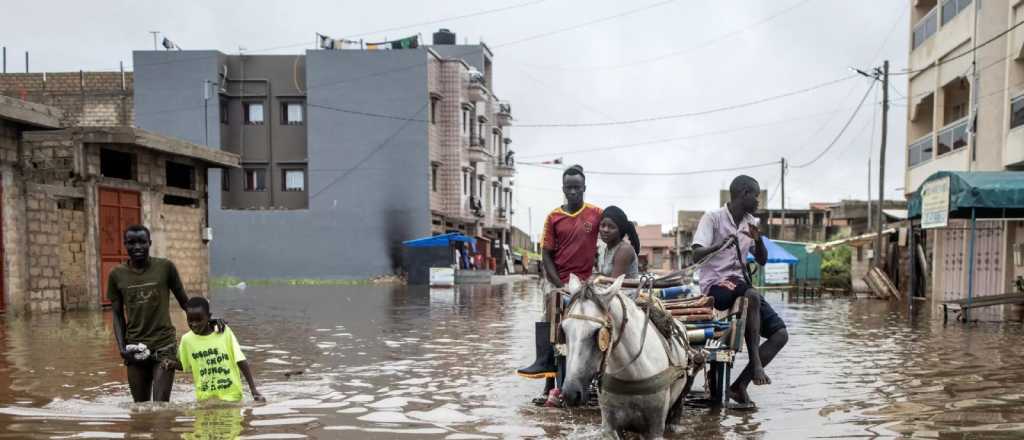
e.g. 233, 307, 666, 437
908, 171, 1024, 219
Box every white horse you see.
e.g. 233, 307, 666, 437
559, 274, 691, 440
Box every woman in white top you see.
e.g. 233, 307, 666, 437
596, 206, 640, 278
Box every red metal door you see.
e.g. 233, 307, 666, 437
99, 188, 141, 306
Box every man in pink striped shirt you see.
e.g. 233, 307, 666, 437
692, 175, 788, 407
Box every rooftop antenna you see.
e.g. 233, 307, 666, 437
149, 31, 160, 50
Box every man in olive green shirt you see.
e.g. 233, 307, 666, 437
107, 224, 221, 402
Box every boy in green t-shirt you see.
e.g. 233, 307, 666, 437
163, 297, 265, 402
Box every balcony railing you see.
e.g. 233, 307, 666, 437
912, 7, 938, 49
936, 117, 969, 156
940, 0, 971, 26
908, 134, 934, 168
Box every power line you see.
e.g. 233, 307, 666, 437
516, 183, 706, 201
171, 1, 677, 97
892, 19, 1024, 76
516, 107, 846, 159
520, 160, 779, 176
519, 0, 812, 72
495, 0, 678, 48
302, 74, 858, 129
308, 102, 428, 122
789, 2, 904, 157
130, 0, 548, 69
309, 103, 428, 199
515, 74, 858, 128
258, 0, 549, 53
790, 82, 876, 169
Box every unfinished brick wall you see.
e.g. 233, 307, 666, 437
157, 204, 209, 296
58, 201, 89, 308
0, 120, 20, 164
25, 191, 63, 313
0, 72, 133, 127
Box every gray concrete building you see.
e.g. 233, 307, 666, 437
133, 29, 516, 279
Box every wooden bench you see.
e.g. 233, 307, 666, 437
942, 293, 1024, 322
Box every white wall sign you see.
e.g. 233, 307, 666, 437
764, 263, 790, 285
921, 176, 951, 229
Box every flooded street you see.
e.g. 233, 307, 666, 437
1, 280, 1024, 439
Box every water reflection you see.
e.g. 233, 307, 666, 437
0, 281, 1022, 438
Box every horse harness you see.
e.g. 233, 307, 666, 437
562, 284, 691, 396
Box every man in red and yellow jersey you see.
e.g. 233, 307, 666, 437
517, 165, 601, 405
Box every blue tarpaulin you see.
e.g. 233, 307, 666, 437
403, 233, 476, 251
746, 237, 798, 264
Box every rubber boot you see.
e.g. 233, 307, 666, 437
516, 322, 556, 379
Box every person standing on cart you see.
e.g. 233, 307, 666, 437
516, 165, 602, 406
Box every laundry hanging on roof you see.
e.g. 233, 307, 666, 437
391, 35, 418, 49
365, 35, 419, 50
317, 33, 360, 50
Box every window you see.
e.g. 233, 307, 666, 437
1012, 95, 1024, 129
912, 7, 938, 49
219, 99, 228, 124
941, 0, 972, 26
281, 102, 303, 125
100, 148, 135, 180
244, 102, 265, 125
909, 135, 934, 167
936, 118, 969, 155
462, 170, 469, 195
221, 169, 230, 192
165, 161, 195, 190
163, 195, 199, 207
430, 96, 440, 125
431, 164, 439, 192
282, 169, 305, 191
461, 109, 469, 134
244, 168, 266, 191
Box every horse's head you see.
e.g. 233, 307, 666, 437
559, 274, 625, 407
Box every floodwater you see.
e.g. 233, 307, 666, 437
1, 280, 1024, 439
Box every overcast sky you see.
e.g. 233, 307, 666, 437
4, 0, 910, 240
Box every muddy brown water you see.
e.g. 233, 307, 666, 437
0, 280, 1023, 439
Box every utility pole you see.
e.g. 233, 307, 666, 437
528, 206, 533, 252
780, 157, 786, 241
875, 60, 889, 269
867, 155, 872, 232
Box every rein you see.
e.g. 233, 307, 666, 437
562, 285, 685, 396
